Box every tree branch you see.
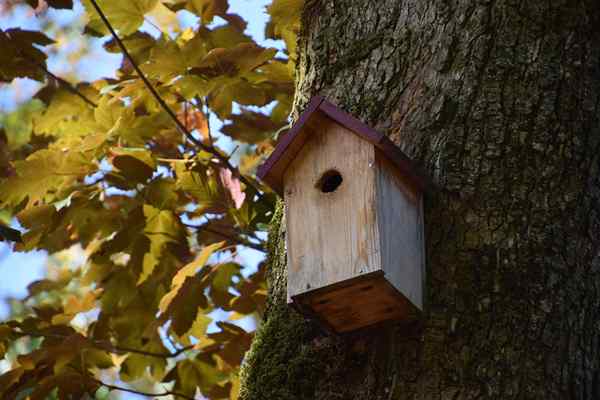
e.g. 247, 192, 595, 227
183, 222, 266, 252
24, 55, 98, 108
15, 329, 194, 359
88, 0, 262, 196
93, 378, 195, 400
105, 343, 195, 359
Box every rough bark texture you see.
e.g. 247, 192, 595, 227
240, 1, 600, 399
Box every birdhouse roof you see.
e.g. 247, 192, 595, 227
257, 96, 428, 195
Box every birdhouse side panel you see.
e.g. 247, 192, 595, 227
375, 152, 425, 310
284, 118, 381, 302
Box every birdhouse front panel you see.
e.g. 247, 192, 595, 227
283, 113, 382, 303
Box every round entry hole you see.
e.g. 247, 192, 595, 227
317, 170, 343, 193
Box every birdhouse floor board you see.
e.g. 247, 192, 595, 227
291, 272, 414, 333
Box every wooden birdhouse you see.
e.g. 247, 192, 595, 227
258, 96, 427, 333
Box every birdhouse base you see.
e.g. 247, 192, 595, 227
291, 271, 416, 333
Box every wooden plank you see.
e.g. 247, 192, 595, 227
284, 117, 381, 302
293, 272, 412, 333
375, 151, 425, 310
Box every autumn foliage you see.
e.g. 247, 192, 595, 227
0, 0, 303, 398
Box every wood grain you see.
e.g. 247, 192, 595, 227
284, 115, 382, 302
293, 272, 412, 333
375, 151, 425, 310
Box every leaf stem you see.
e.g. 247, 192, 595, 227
30, 57, 98, 108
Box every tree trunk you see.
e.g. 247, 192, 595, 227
239, 1, 600, 399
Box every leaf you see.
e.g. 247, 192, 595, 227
62, 289, 100, 315
121, 336, 167, 381
0, 99, 45, 150
218, 168, 245, 209
110, 147, 156, 182
47, 0, 74, 9
174, 163, 228, 213
221, 110, 282, 143
209, 79, 273, 119
34, 89, 97, 138
196, 217, 238, 247
177, 109, 209, 139
103, 31, 155, 64
191, 43, 277, 79
0, 224, 22, 242
187, 313, 212, 339
0, 149, 94, 208
159, 241, 224, 312
142, 39, 188, 82
82, 0, 160, 36
0, 28, 54, 83
168, 278, 209, 336
266, 0, 303, 60
138, 205, 183, 284
186, 0, 229, 25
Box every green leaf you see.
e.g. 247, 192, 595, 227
34, 89, 97, 139
0, 100, 45, 150
187, 313, 212, 339
138, 205, 183, 284
82, 0, 160, 36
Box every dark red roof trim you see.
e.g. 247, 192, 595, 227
257, 96, 429, 195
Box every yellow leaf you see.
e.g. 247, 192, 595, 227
159, 241, 224, 312
82, 0, 159, 36
137, 252, 159, 285
172, 241, 224, 287
187, 312, 212, 339
63, 289, 100, 315
186, 0, 228, 24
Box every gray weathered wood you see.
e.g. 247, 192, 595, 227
376, 151, 424, 310
284, 115, 381, 303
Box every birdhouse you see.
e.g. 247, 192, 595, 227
258, 96, 427, 333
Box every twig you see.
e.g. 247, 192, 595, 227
93, 378, 195, 400
102, 343, 195, 359
27, 56, 97, 108
15, 329, 194, 359
88, 0, 262, 196
183, 222, 266, 252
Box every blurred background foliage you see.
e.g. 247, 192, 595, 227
0, 0, 302, 398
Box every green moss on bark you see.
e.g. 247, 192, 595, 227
239, 201, 332, 400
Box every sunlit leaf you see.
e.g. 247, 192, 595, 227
82, 0, 160, 36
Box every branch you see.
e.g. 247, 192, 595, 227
183, 222, 266, 252
106, 343, 195, 359
23, 55, 98, 108
15, 329, 194, 359
88, 0, 262, 196
93, 378, 195, 400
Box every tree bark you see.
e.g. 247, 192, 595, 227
240, 1, 600, 399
